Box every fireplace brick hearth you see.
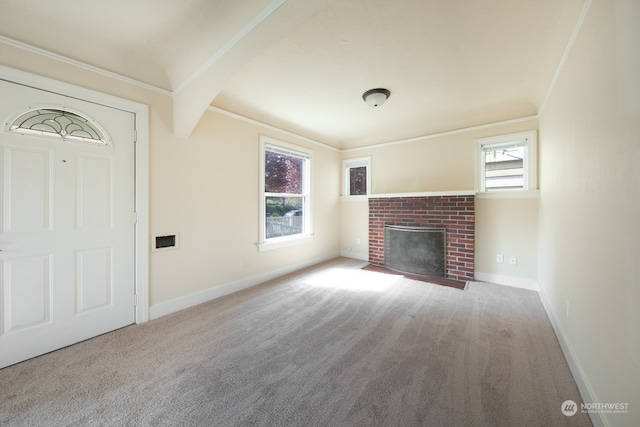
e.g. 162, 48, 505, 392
369, 195, 475, 281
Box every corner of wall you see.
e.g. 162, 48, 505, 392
340, 251, 368, 262
537, 284, 606, 427
474, 272, 539, 292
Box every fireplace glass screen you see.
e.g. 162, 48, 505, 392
384, 225, 445, 277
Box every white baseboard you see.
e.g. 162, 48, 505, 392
537, 285, 605, 427
340, 251, 369, 261
474, 272, 540, 292
149, 252, 340, 320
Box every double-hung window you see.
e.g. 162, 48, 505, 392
475, 130, 537, 193
259, 136, 312, 250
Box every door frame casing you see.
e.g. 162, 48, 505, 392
0, 65, 150, 324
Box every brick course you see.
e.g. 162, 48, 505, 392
368, 195, 475, 281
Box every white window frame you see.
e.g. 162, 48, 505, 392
258, 136, 313, 251
474, 130, 537, 194
342, 156, 371, 197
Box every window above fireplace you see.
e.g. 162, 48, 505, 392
474, 130, 537, 194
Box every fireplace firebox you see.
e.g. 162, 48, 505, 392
384, 225, 445, 277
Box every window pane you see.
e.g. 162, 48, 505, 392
265, 150, 303, 193
265, 196, 304, 239
484, 146, 524, 191
349, 166, 367, 195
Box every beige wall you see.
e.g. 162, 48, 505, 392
340, 119, 540, 284
366, 134, 474, 194
150, 110, 341, 305
340, 198, 369, 260
538, 0, 640, 425
0, 44, 341, 309
475, 197, 538, 283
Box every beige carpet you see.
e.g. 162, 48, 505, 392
0, 257, 591, 426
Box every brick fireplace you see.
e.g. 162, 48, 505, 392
368, 194, 475, 281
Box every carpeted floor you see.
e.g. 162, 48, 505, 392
0, 257, 591, 426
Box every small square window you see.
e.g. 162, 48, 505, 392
475, 131, 537, 192
343, 157, 371, 196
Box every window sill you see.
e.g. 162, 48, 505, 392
257, 234, 314, 252
476, 190, 539, 199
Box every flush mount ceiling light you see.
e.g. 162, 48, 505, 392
362, 88, 390, 107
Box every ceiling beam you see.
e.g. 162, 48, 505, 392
172, 0, 335, 139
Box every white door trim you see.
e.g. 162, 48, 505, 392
0, 65, 150, 324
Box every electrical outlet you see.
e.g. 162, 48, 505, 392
496, 254, 504, 263
356, 238, 361, 245
509, 256, 517, 266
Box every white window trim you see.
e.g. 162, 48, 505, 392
258, 136, 313, 251
474, 130, 537, 193
342, 156, 371, 197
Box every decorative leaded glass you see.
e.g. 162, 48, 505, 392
9, 108, 109, 146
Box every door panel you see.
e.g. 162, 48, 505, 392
78, 155, 112, 228
0, 79, 135, 368
3, 146, 51, 232
2, 255, 52, 332
76, 247, 112, 314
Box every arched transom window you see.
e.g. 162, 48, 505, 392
8, 108, 110, 146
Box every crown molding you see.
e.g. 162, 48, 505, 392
208, 106, 542, 154
207, 106, 339, 152
0, 1, 291, 99
341, 115, 539, 153
0, 35, 172, 97
538, 0, 592, 115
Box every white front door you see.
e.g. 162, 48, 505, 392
0, 79, 136, 368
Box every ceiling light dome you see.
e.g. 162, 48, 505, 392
362, 88, 390, 107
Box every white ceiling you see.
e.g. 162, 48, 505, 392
0, 0, 586, 149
